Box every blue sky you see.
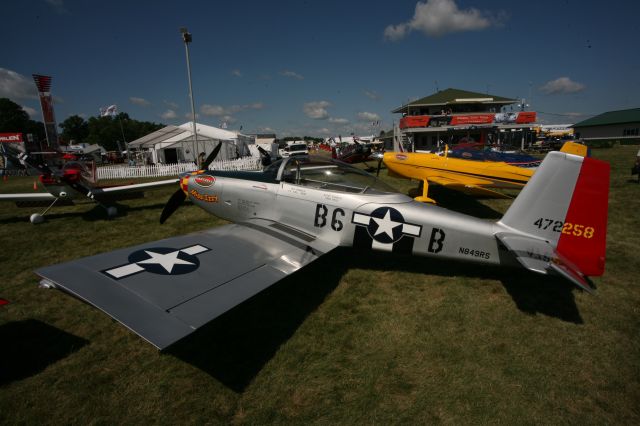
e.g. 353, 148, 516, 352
2, 0, 639, 137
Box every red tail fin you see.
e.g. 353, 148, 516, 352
556, 157, 610, 276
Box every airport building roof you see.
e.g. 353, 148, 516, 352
392, 88, 516, 113
572, 108, 640, 128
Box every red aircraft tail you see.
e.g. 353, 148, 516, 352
497, 151, 609, 291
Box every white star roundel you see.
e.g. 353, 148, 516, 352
352, 207, 422, 244
128, 247, 200, 275
102, 245, 211, 280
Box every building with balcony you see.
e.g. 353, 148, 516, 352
392, 88, 537, 152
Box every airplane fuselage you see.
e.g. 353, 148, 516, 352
183, 166, 516, 270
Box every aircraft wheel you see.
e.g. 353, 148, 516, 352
106, 206, 118, 218
30, 213, 45, 224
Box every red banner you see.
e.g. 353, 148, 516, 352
515, 111, 536, 124
449, 114, 495, 125
0, 132, 23, 143
400, 116, 430, 129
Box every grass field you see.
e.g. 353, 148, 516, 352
1, 145, 639, 424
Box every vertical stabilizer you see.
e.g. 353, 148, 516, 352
498, 151, 609, 278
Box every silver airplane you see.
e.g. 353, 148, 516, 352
36, 144, 610, 349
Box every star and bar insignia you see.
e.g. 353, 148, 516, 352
103, 245, 211, 280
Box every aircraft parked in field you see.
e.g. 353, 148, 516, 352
0, 146, 178, 223
446, 144, 542, 168
36, 142, 609, 349
384, 142, 587, 203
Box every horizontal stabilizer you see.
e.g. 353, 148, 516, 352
495, 232, 593, 293
36, 220, 336, 349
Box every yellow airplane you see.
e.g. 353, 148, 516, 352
383, 142, 587, 203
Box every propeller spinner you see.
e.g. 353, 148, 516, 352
160, 142, 222, 224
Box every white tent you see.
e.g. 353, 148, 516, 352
128, 122, 255, 164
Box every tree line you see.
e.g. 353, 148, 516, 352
0, 98, 163, 152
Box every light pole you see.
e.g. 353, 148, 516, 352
180, 27, 199, 166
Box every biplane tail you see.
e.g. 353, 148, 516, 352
496, 150, 609, 292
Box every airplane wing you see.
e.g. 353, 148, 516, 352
35, 219, 337, 349
0, 192, 57, 202
87, 179, 179, 201
426, 175, 513, 198
0, 180, 178, 203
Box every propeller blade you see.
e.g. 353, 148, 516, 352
201, 142, 223, 170
257, 146, 271, 166
160, 188, 186, 224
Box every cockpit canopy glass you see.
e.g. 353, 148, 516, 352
265, 156, 397, 194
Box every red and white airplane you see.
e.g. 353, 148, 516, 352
0, 146, 177, 223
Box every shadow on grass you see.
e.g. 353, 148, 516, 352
347, 249, 583, 324
500, 274, 583, 324
166, 247, 582, 392
0, 201, 176, 225
0, 319, 88, 385
407, 185, 505, 219
166, 250, 350, 393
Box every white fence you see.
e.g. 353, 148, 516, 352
96, 157, 262, 180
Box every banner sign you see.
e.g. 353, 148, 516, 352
0, 133, 23, 143
399, 116, 430, 129
401, 111, 537, 129
449, 114, 495, 125
33, 74, 59, 150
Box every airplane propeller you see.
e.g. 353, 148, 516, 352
257, 146, 272, 166
201, 142, 223, 170
160, 186, 187, 224
160, 142, 222, 224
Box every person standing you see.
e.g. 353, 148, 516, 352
634, 148, 640, 183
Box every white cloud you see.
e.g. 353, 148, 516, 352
384, 0, 504, 41
21, 105, 38, 118
164, 100, 178, 108
200, 104, 226, 116
303, 101, 330, 119
231, 69, 242, 77
0, 68, 37, 100
228, 102, 264, 113
539, 77, 585, 94
161, 109, 177, 120
357, 111, 380, 122
129, 97, 150, 107
363, 90, 380, 100
280, 70, 304, 80
329, 117, 349, 124
184, 112, 200, 119
201, 102, 264, 117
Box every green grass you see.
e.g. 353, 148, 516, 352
1, 146, 639, 424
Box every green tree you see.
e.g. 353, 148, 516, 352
60, 115, 89, 144
0, 97, 46, 143
85, 113, 163, 151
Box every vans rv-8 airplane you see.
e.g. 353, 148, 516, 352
36, 143, 609, 349
0, 145, 178, 223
